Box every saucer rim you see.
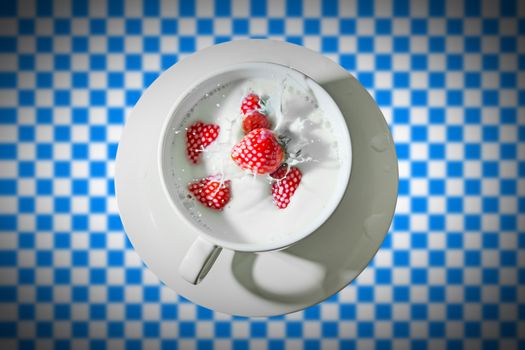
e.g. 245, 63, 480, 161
115, 39, 398, 317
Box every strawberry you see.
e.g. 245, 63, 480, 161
242, 111, 272, 133
231, 128, 284, 175
186, 121, 220, 164
270, 165, 302, 209
188, 175, 231, 210
240, 93, 263, 116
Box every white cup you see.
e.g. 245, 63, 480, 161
158, 63, 352, 284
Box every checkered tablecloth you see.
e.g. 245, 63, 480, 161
0, 0, 524, 349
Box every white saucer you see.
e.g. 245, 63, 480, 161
115, 40, 398, 317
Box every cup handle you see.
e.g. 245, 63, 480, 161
178, 236, 222, 284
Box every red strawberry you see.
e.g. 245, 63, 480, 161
231, 128, 284, 175
270, 165, 302, 209
242, 111, 272, 134
186, 121, 220, 164
188, 175, 231, 210
240, 93, 262, 116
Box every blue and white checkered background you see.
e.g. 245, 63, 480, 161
0, 0, 524, 349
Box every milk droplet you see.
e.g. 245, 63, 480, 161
182, 200, 193, 210
364, 214, 389, 242
370, 133, 390, 152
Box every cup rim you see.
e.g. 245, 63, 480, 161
158, 61, 352, 252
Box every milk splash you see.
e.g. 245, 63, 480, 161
173, 74, 336, 182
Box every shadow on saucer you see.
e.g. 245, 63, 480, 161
230, 223, 375, 305
231, 252, 326, 304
